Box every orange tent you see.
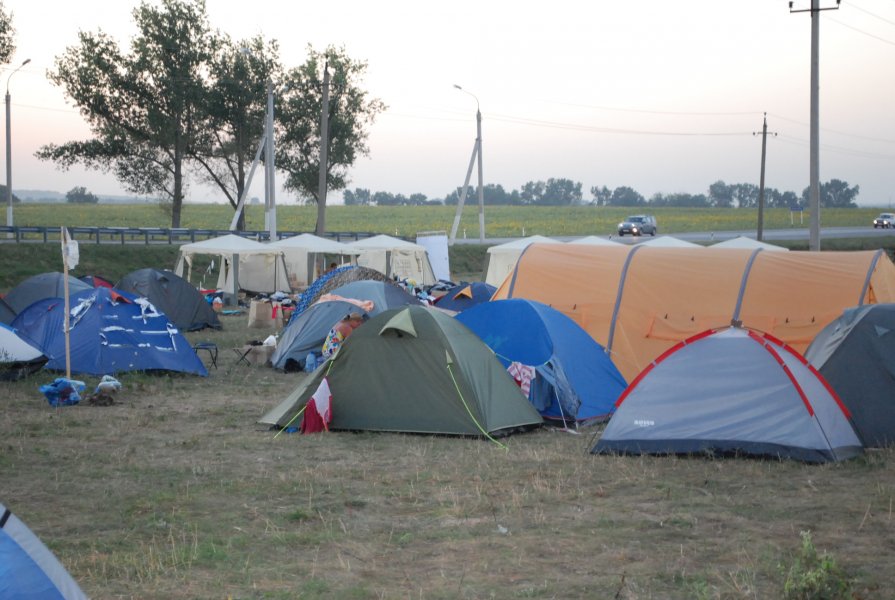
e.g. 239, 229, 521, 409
494, 244, 895, 381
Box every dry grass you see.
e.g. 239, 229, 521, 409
2, 315, 894, 599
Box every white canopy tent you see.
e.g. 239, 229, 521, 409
268, 233, 360, 288
175, 234, 291, 296
567, 235, 624, 246
347, 234, 436, 285
711, 236, 789, 251
637, 236, 704, 248
484, 235, 561, 286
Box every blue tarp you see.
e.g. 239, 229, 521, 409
11, 287, 207, 377
457, 298, 627, 422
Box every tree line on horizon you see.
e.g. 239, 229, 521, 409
343, 177, 861, 209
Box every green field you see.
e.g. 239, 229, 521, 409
7, 202, 888, 238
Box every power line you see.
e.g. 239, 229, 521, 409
829, 15, 895, 44
848, 1, 895, 27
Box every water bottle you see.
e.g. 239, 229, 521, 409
304, 353, 317, 372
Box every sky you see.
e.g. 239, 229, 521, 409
3, 0, 895, 207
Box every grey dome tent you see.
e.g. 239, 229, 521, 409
261, 306, 542, 437
271, 300, 371, 371
116, 268, 220, 332
805, 304, 895, 447
0, 297, 15, 325
592, 327, 862, 463
4, 273, 91, 314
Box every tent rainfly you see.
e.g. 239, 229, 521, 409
347, 235, 437, 286
0, 502, 88, 599
116, 268, 220, 332
4, 273, 92, 314
494, 244, 895, 381
636, 236, 703, 248
260, 306, 542, 436
267, 233, 360, 289
806, 304, 895, 447
592, 327, 862, 463
174, 234, 290, 295
457, 299, 627, 422
0, 323, 47, 380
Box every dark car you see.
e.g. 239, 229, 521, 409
617, 215, 657, 236
873, 213, 895, 228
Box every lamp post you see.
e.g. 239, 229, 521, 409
6, 58, 29, 230
449, 84, 485, 244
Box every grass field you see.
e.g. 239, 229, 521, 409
3, 315, 893, 599
6, 202, 891, 238
3, 203, 895, 598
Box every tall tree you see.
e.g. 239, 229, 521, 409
590, 185, 611, 206
193, 34, 281, 230
0, 2, 15, 64
276, 45, 386, 234
35, 0, 214, 228
802, 179, 859, 208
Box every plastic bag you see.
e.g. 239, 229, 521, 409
39, 378, 87, 407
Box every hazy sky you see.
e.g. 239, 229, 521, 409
3, 0, 895, 206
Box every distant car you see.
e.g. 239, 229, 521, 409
617, 215, 657, 236
873, 213, 895, 228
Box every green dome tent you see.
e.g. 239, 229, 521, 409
260, 306, 542, 437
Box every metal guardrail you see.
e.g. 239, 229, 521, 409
0, 226, 376, 244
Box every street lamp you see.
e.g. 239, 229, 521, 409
449, 84, 485, 244
6, 58, 30, 230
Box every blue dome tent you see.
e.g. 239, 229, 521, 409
11, 287, 207, 377
0, 502, 87, 599
457, 299, 627, 423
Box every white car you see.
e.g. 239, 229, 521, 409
873, 213, 895, 228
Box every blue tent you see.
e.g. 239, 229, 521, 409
271, 300, 371, 371
0, 502, 87, 599
457, 298, 626, 422
11, 287, 207, 377
434, 282, 496, 313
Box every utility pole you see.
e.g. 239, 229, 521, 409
754, 113, 777, 241
790, 0, 840, 251
316, 62, 331, 236
264, 80, 277, 240
449, 85, 485, 245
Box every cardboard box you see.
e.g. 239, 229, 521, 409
247, 300, 284, 329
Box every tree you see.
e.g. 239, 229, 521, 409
708, 180, 734, 208
542, 178, 582, 205
520, 180, 545, 205
732, 183, 759, 209
0, 2, 15, 65
276, 45, 386, 234
343, 187, 371, 205
801, 179, 859, 208
35, 0, 215, 228
192, 34, 281, 230
590, 185, 611, 206
66, 186, 99, 204
607, 186, 645, 207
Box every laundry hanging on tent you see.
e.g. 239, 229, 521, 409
301, 378, 333, 434
507, 362, 536, 398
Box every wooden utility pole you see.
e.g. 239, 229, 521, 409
755, 114, 777, 241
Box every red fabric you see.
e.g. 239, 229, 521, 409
300, 399, 327, 433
